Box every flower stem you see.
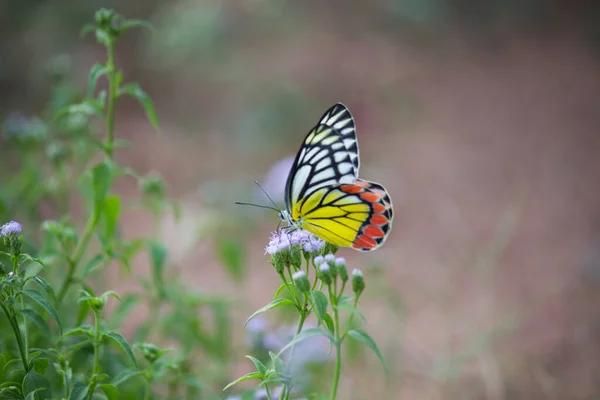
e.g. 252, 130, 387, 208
57, 210, 101, 302
329, 285, 342, 400
0, 302, 29, 372
87, 310, 102, 400
104, 36, 117, 160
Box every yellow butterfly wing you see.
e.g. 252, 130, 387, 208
292, 179, 393, 251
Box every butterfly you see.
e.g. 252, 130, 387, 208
278, 103, 393, 251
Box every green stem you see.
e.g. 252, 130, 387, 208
88, 310, 102, 400
57, 211, 101, 302
104, 37, 117, 160
0, 301, 29, 372
329, 285, 342, 400
13, 257, 29, 360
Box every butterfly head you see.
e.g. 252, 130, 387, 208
278, 209, 291, 223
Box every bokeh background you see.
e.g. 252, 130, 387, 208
3, 1, 600, 398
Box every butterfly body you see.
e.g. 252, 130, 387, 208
281, 103, 394, 251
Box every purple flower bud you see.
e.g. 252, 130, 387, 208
0, 221, 22, 237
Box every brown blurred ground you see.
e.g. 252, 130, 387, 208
107, 31, 600, 399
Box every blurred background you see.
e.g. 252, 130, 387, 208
2, 0, 600, 398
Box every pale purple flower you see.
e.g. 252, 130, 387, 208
265, 231, 291, 255
335, 257, 346, 266
324, 253, 335, 262
314, 255, 324, 265
1, 221, 22, 237
290, 230, 325, 253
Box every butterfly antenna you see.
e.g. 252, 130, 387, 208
254, 180, 281, 211
234, 201, 280, 212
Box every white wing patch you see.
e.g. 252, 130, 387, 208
285, 103, 361, 207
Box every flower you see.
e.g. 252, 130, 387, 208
288, 230, 325, 254
1, 221, 22, 237
292, 270, 310, 293
336, 257, 348, 282
265, 231, 291, 255
318, 263, 332, 285
352, 268, 365, 295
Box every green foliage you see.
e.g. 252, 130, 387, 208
0, 8, 385, 400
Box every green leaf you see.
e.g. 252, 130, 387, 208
148, 241, 167, 296
29, 277, 57, 307
20, 309, 50, 337
272, 284, 288, 300
311, 291, 328, 324
61, 326, 93, 339
21, 289, 62, 334
347, 329, 388, 376
216, 238, 245, 282
68, 383, 88, 400
87, 63, 109, 98
81, 253, 106, 278
111, 368, 141, 386
244, 298, 296, 327
92, 161, 114, 214
277, 327, 332, 356
222, 372, 262, 392
102, 195, 121, 238
19, 255, 47, 271
104, 331, 138, 368
110, 294, 140, 328
245, 355, 267, 376
99, 384, 119, 400
338, 301, 366, 323
95, 29, 110, 46
31, 358, 49, 375
22, 370, 51, 400
119, 19, 154, 32
324, 313, 335, 335
54, 100, 104, 121
118, 83, 159, 132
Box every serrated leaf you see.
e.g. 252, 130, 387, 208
20, 309, 50, 336
348, 329, 388, 376
99, 384, 118, 400
244, 298, 295, 327
245, 355, 267, 376
118, 83, 159, 132
87, 63, 109, 98
104, 331, 137, 368
216, 238, 245, 282
21, 289, 62, 334
311, 291, 328, 324
102, 195, 121, 238
92, 162, 114, 214
222, 372, 262, 392
22, 370, 51, 400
